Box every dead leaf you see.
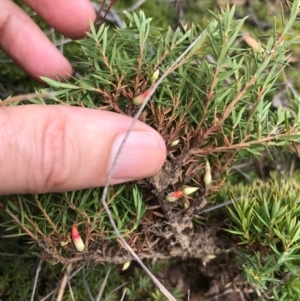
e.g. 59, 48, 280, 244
243, 33, 264, 52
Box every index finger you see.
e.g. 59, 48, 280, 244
23, 0, 96, 39
0, 0, 95, 80
0, 0, 71, 80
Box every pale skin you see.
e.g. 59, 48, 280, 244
0, 0, 166, 195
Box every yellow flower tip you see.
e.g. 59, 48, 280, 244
151, 69, 160, 82
204, 172, 212, 186
133, 95, 144, 106
204, 253, 216, 261
60, 240, 69, 247
72, 225, 85, 252
133, 90, 151, 106
202, 253, 216, 267
204, 160, 212, 187
165, 195, 179, 202
165, 190, 183, 202
122, 261, 131, 271
183, 187, 199, 196
205, 160, 211, 171
171, 139, 180, 147
183, 201, 189, 209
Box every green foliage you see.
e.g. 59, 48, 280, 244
39, 5, 300, 190
0, 238, 121, 301
2, 2, 300, 300
270, 273, 300, 301
116, 0, 176, 28
2, 0, 300, 268
124, 262, 184, 301
220, 174, 300, 294
0, 237, 183, 301
0, 255, 34, 300
0, 185, 147, 263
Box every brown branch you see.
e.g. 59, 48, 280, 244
194, 134, 287, 155
5, 209, 38, 242
35, 197, 58, 233
204, 75, 257, 139
0, 92, 55, 107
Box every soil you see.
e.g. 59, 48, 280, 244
159, 254, 255, 301
123, 252, 256, 301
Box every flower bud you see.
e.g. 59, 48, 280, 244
152, 69, 160, 82
204, 160, 212, 187
202, 253, 216, 267
72, 225, 85, 252
133, 90, 150, 106
183, 187, 199, 196
183, 201, 189, 209
165, 190, 183, 202
122, 261, 131, 271
60, 240, 69, 247
171, 139, 180, 147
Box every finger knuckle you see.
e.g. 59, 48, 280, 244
40, 115, 74, 191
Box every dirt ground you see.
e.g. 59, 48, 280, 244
159, 254, 255, 301
122, 250, 256, 301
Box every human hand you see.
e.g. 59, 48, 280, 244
0, 0, 96, 80
0, 105, 166, 195
0, 1, 166, 195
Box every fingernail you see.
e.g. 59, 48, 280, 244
109, 131, 164, 181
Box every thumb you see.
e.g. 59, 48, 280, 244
0, 105, 166, 195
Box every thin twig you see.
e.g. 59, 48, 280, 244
35, 197, 59, 233
205, 288, 234, 301
95, 266, 111, 301
187, 289, 190, 301
40, 265, 85, 301
196, 196, 245, 215
30, 259, 43, 301
263, 272, 292, 299
56, 264, 73, 301
82, 267, 95, 301
99, 0, 118, 26
92, 3, 124, 28
0, 91, 56, 107
94, 0, 107, 24
66, 264, 76, 301
5, 209, 38, 242
120, 289, 127, 301
106, 281, 129, 299
100, 28, 208, 301
0, 252, 31, 257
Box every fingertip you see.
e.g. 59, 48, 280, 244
108, 130, 167, 184
24, 0, 96, 39
0, 0, 73, 80
35, 52, 72, 82
150, 131, 167, 172
15, 37, 72, 82
65, 5, 96, 39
